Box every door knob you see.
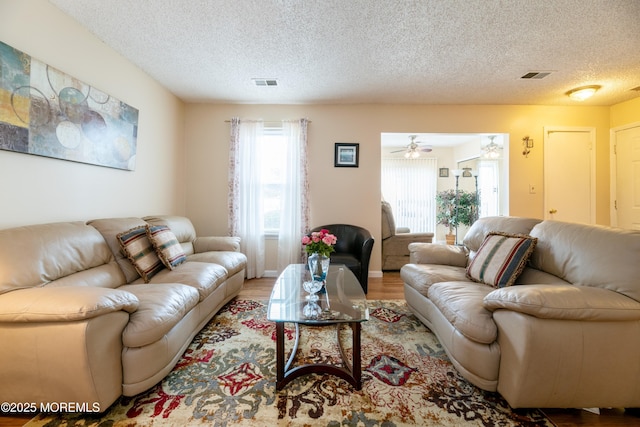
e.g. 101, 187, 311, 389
549, 209, 557, 214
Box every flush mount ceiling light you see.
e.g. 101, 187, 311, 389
566, 85, 601, 101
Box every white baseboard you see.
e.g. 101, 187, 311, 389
369, 270, 383, 278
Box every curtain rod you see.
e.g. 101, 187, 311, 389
224, 119, 311, 123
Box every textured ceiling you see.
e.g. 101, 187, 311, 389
49, 0, 640, 106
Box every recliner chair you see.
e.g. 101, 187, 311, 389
310, 224, 374, 293
381, 201, 434, 270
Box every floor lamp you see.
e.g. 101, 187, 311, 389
452, 169, 462, 245
473, 170, 479, 222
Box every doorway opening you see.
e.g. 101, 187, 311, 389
381, 133, 509, 243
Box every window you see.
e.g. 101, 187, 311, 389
260, 127, 287, 234
229, 117, 309, 278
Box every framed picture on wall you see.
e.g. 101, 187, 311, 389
334, 143, 359, 167
0, 41, 139, 171
439, 167, 449, 177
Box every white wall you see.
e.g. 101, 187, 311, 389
0, 0, 186, 228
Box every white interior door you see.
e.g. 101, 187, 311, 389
544, 127, 595, 224
612, 123, 640, 230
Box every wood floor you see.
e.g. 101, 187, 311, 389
1, 272, 638, 426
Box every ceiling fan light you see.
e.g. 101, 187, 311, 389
566, 85, 600, 101
482, 135, 502, 159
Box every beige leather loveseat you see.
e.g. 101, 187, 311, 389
401, 216, 640, 409
0, 215, 246, 411
381, 201, 433, 270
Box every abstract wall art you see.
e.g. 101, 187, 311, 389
0, 41, 138, 170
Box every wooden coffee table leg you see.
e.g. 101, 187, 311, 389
276, 321, 363, 390
352, 322, 362, 389
275, 322, 284, 389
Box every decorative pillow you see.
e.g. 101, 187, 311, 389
117, 226, 164, 282
146, 224, 187, 270
466, 231, 538, 288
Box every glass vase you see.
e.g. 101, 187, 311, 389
307, 252, 330, 282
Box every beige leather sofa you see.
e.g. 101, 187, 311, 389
401, 216, 640, 409
0, 215, 246, 411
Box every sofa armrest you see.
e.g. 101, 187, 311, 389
408, 242, 468, 267
393, 232, 434, 242
0, 286, 138, 322
193, 236, 241, 253
483, 284, 640, 321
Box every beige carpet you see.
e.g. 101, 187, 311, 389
26, 299, 553, 426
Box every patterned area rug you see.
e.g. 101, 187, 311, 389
27, 299, 553, 426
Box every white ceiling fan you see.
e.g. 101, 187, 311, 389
391, 135, 433, 158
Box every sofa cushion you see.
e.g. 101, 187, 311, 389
530, 220, 640, 302
118, 283, 199, 348
463, 216, 542, 254
466, 232, 537, 288
117, 226, 164, 283
147, 225, 187, 270
139, 261, 228, 301
88, 217, 150, 283
514, 267, 571, 286
0, 221, 122, 294
186, 251, 247, 277
427, 281, 497, 344
401, 263, 470, 297
381, 201, 396, 239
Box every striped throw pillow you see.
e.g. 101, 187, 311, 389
146, 225, 187, 270
466, 232, 537, 288
117, 226, 164, 282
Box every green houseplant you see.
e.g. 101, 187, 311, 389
436, 189, 479, 244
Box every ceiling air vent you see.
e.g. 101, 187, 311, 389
252, 78, 278, 86
521, 71, 552, 79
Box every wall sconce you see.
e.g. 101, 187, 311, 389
522, 136, 534, 157
566, 85, 600, 101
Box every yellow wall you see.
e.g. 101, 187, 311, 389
184, 103, 613, 273
611, 97, 640, 128
0, 0, 185, 228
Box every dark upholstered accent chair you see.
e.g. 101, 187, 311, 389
381, 201, 434, 270
310, 224, 374, 293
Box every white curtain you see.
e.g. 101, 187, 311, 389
381, 158, 437, 233
277, 119, 309, 273
228, 117, 309, 278
228, 118, 265, 279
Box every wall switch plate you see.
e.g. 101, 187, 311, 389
529, 184, 536, 194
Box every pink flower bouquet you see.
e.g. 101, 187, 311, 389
302, 229, 337, 257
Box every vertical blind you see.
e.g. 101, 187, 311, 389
381, 158, 437, 233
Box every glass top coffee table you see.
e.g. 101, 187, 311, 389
267, 263, 369, 390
